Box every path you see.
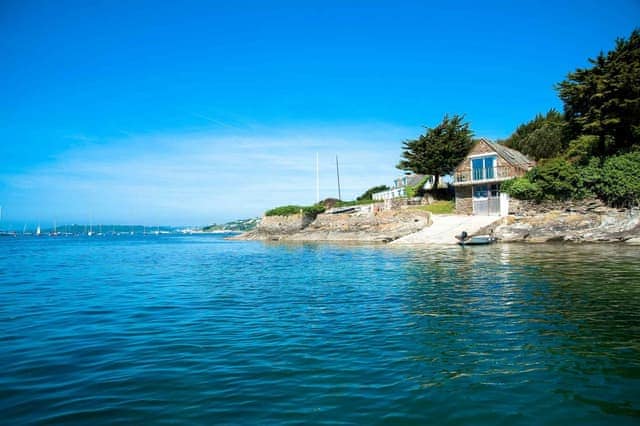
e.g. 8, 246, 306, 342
390, 214, 501, 245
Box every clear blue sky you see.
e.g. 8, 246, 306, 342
1, 0, 638, 226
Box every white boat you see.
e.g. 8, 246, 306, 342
457, 234, 497, 246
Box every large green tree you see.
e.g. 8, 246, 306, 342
502, 109, 567, 160
557, 29, 640, 156
397, 114, 474, 190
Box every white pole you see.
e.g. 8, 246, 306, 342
316, 153, 320, 203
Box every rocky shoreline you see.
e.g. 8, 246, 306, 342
491, 204, 640, 244
232, 200, 640, 244
231, 208, 432, 243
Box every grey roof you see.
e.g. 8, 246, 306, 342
404, 174, 427, 187
483, 139, 535, 168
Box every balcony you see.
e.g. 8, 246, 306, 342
453, 166, 525, 186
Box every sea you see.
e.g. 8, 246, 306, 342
1, 234, 639, 425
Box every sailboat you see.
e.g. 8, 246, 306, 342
36, 224, 41, 237
50, 220, 60, 237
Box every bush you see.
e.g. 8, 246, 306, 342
265, 204, 326, 218
529, 158, 590, 200
406, 176, 430, 198
265, 205, 304, 216
597, 152, 640, 207
301, 204, 326, 217
501, 177, 542, 201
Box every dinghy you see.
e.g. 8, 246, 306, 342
455, 231, 497, 246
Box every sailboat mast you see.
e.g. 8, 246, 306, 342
336, 155, 342, 201
316, 153, 320, 203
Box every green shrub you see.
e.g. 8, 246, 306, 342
564, 135, 599, 162
501, 177, 542, 201
265, 205, 304, 216
301, 204, 326, 218
529, 158, 590, 200
406, 176, 430, 198
265, 204, 326, 218
597, 152, 640, 207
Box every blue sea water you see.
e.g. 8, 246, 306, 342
0, 234, 639, 425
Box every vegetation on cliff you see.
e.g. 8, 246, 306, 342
265, 205, 326, 218
501, 29, 640, 207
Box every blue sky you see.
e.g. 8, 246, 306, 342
1, 0, 638, 226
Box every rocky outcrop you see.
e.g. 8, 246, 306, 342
493, 207, 640, 243
233, 208, 432, 242
233, 199, 640, 244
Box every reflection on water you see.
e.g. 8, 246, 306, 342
0, 236, 638, 424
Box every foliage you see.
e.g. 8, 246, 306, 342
405, 176, 430, 198
334, 199, 378, 207
265, 204, 326, 218
596, 152, 640, 207
397, 114, 474, 190
503, 158, 594, 201
501, 110, 567, 160
415, 200, 455, 214
356, 185, 389, 201
501, 177, 542, 201
484, 29, 640, 207
564, 135, 600, 163
528, 158, 592, 200
557, 29, 640, 156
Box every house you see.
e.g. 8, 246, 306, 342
372, 174, 446, 201
452, 138, 535, 216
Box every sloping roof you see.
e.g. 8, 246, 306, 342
404, 174, 426, 187
482, 138, 535, 168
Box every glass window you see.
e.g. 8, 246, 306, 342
484, 157, 495, 179
472, 158, 484, 180
490, 184, 499, 197
473, 185, 488, 198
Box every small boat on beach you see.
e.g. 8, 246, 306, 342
457, 235, 497, 246
455, 230, 497, 246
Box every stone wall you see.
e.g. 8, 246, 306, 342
237, 208, 433, 242
508, 198, 608, 216
256, 213, 315, 235
455, 185, 472, 214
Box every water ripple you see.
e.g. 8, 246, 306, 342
0, 236, 639, 424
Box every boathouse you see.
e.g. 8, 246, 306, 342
452, 138, 534, 216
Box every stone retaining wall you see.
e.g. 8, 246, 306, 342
256, 213, 315, 235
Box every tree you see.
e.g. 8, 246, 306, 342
396, 114, 473, 190
557, 29, 640, 156
501, 109, 567, 160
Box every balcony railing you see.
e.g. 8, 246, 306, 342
454, 166, 524, 185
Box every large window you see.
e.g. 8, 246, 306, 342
471, 156, 496, 181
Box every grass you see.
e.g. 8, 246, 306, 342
413, 200, 455, 214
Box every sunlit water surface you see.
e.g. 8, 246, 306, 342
1, 235, 639, 424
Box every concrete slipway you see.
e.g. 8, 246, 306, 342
390, 214, 501, 245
